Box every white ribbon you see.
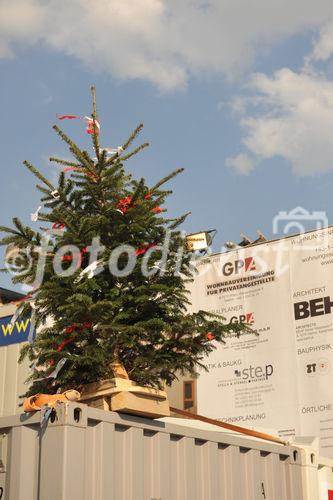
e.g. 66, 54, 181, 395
9, 304, 24, 327
35, 358, 68, 382
84, 116, 100, 130
51, 190, 60, 200
31, 206, 42, 222
40, 406, 53, 427
104, 146, 124, 156
28, 309, 36, 344
76, 259, 104, 281
93, 146, 123, 162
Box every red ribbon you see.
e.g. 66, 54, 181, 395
64, 167, 80, 173
57, 337, 75, 352
64, 322, 93, 334
49, 338, 75, 367
152, 206, 163, 214
57, 115, 100, 135
52, 222, 65, 230
49, 322, 93, 366
117, 194, 163, 215
57, 115, 81, 120
136, 243, 157, 256
63, 167, 99, 182
85, 120, 99, 135
60, 247, 87, 265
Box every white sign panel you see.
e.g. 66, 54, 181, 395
188, 227, 333, 455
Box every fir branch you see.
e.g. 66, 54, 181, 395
153, 189, 173, 197
69, 174, 89, 182
40, 196, 53, 203
23, 161, 54, 190
168, 212, 191, 229
131, 178, 145, 205
97, 149, 107, 171
122, 123, 144, 151
82, 151, 96, 169
105, 153, 122, 166
52, 125, 95, 173
0, 235, 22, 245
101, 163, 124, 179
0, 226, 21, 236
49, 157, 81, 168
58, 171, 66, 190
36, 213, 52, 222
13, 217, 27, 235
151, 168, 184, 192
91, 85, 100, 159
36, 184, 53, 196
120, 142, 149, 161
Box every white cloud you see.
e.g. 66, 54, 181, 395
231, 68, 333, 176
0, 0, 46, 57
310, 22, 333, 61
225, 153, 255, 175
1, 0, 333, 90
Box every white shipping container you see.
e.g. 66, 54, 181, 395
0, 401, 332, 500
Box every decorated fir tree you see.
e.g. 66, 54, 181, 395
0, 87, 250, 396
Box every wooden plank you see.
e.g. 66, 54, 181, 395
80, 378, 170, 419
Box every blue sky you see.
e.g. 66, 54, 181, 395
1, 1, 333, 290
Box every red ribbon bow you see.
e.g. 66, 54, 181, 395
117, 196, 133, 214
57, 115, 100, 135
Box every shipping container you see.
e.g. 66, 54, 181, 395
1, 401, 332, 500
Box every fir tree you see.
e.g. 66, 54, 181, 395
0, 87, 251, 395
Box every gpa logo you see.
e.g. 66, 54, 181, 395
234, 364, 273, 381
222, 257, 256, 277
230, 312, 255, 325
294, 296, 333, 320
